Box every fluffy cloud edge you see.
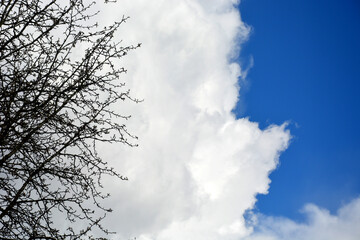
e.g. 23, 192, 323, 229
245, 197, 360, 240
90, 1, 294, 239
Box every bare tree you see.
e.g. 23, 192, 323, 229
0, 0, 140, 239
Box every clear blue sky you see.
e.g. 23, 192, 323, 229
236, 0, 360, 220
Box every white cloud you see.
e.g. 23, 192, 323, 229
245, 197, 360, 240
81, 1, 360, 240
91, 0, 291, 239
86, 1, 360, 239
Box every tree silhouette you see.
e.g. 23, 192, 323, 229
0, 0, 140, 239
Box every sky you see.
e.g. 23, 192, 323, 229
238, 0, 360, 221
87, 0, 360, 239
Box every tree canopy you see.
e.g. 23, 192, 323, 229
0, 0, 140, 239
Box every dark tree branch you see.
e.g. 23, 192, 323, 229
0, 0, 140, 239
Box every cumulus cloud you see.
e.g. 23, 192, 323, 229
90, 0, 291, 239
245, 197, 360, 240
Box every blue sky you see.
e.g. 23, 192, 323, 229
237, 0, 360, 220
